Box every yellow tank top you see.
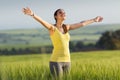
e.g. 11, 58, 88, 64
50, 27, 71, 62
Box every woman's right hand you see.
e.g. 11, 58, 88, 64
94, 16, 103, 22
22, 7, 34, 16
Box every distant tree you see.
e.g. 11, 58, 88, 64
96, 29, 120, 50
112, 30, 120, 49
2, 48, 9, 55
75, 41, 84, 51
69, 41, 76, 52
11, 48, 17, 55
86, 43, 95, 48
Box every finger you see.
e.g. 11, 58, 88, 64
100, 17, 103, 22
26, 7, 30, 10
97, 17, 103, 22
95, 17, 99, 22
22, 8, 26, 12
22, 8, 26, 14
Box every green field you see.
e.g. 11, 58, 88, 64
0, 50, 120, 80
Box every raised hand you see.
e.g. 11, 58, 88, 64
94, 16, 103, 22
22, 7, 34, 16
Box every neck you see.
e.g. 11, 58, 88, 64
55, 20, 64, 28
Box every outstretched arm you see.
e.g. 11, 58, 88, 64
69, 16, 103, 30
22, 7, 54, 30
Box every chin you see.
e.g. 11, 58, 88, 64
63, 17, 66, 20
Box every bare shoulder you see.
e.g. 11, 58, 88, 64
49, 24, 56, 36
65, 24, 70, 31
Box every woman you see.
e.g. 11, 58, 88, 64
22, 7, 103, 78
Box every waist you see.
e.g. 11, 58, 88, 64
51, 48, 70, 60
53, 47, 70, 53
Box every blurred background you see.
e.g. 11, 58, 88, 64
0, 0, 120, 55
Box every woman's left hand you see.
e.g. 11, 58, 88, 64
94, 16, 103, 22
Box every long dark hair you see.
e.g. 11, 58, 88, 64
54, 9, 67, 33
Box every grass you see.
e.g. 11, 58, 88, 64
0, 50, 120, 80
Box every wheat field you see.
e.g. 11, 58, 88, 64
0, 50, 120, 80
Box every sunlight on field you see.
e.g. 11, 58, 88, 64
0, 50, 120, 80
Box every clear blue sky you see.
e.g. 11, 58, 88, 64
0, 0, 120, 30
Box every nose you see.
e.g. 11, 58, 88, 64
61, 12, 66, 16
62, 13, 65, 15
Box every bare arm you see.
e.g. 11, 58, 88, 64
22, 7, 54, 30
69, 16, 103, 30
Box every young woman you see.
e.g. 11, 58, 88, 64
22, 7, 103, 78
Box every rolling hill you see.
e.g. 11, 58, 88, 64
0, 24, 120, 49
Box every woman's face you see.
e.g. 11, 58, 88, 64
55, 9, 66, 21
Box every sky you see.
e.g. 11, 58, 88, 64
0, 0, 120, 30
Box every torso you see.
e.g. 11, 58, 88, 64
50, 26, 71, 62
49, 24, 69, 36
